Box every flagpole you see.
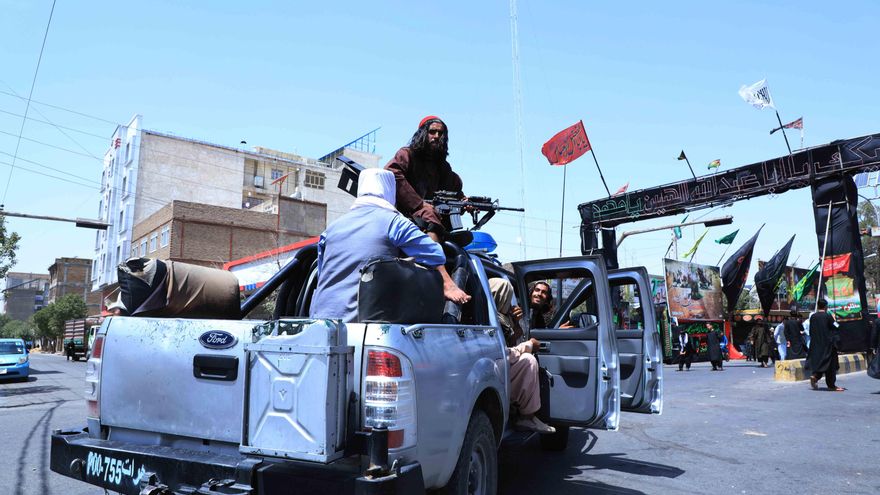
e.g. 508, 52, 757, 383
591, 149, 612, 197
559, 165, 567, 257
775, 110, 793, 156
716, 243, 732, 266
815, 200, 833, 313
682, 155, 696, 179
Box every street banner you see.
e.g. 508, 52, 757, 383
681, 229, 708, 260
720, 228, 761, 314
664, 259, 724, 321
738, 78, 775, 109
754, 235, 795, 317
812, 175, 869, 351
541, 120, 591, 166
756, 261, 821, 310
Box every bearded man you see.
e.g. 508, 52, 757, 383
385, 115, 469, 303
385, 116, 464, 242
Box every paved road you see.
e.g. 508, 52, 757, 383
2, 354, 879, 494
500, 360, 880, 495
0, 353, 94, 495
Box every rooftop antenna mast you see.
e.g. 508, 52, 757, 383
509, 0, 527, 259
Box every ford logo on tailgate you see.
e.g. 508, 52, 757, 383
198, 330, 237, 350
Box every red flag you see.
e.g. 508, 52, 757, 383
541, 120, 592, 166
612, 182, 629, 196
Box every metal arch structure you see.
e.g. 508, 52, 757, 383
578, 132, 880, 254
578, 132, 880, 352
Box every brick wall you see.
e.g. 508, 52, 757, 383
131, 199, 325, 269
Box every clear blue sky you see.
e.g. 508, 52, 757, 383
1, 0, 879, 282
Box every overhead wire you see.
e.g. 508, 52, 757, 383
0, 81, 102, 160
2, 0, 58, 205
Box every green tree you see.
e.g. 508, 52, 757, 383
1, 319, 32, 339
50, 294, 88, 338
0, 213, 21, 279
32, 304, 55, 342
857, 200, 880, 295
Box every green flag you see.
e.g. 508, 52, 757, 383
673, 215, 689, 239
681, 229, 708, 260
791, 262, 819, 302
714, 229, 739, 245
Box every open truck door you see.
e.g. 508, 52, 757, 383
512, 256, 620, 435
608, 267, 663, 415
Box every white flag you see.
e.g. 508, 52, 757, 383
738, 78, 775, 110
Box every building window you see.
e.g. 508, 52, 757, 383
304, 170, 326, 189
121, 176, 127, 195
160, 225, 170, 247
116, 246, 121, 263
140, 239, 147, 257
125, 141, 132, 162
118, 210, 125, 231
271, 168, 284, 180
149, 233, 158, 252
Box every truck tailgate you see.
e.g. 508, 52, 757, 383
100, 318, 259, 443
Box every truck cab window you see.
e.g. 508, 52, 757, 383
610, 278, 644, 331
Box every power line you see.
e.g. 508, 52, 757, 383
0, 81, 102, 160
2, 0, 58, 205
0, 86, 119, 126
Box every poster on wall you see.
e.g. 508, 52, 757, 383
821, 253, 862, 321
755, 262, 820, 311
663, 259, 725, 321
650, 275, 667, 305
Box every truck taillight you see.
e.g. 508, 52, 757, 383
367, 350, 402, 377
363, 349, 415, 450
85, 335, 103, 424
91, 336, 104, 359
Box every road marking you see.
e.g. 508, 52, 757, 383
742, 430, 767, 437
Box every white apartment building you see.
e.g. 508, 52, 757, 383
92, 115, 380, 291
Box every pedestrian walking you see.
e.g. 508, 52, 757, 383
706, 325, 724, 371
749, 320, 773, 368
676, 327, 695, 371
807, 299, 845, 391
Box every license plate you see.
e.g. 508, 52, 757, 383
0, 369, 7, 374
84, 450, 148, 490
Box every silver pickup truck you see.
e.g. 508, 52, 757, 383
50, 243, 662, 495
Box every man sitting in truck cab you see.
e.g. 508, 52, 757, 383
489, 278, 555, 434
310, 168, 468, 322
525, 281, 574, 329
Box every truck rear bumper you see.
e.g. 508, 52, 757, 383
51, 428, 424, 495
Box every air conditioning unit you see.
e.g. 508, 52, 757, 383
254, 175, 264, 188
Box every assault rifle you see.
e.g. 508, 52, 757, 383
431, 191, 525, 231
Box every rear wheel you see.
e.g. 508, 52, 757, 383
539, 425, 569, 451
438, 409, 497, 495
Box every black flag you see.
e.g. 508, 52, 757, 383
754, 235, 796, 317
721, 227, 762, 315
677, 150, 687, 161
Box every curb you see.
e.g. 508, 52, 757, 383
774, 353, 866, 381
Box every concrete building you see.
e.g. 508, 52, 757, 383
47, 258, 102, 316
92, 115, 380, 292
3, 272, 49, 321
130, 199, 325, 269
